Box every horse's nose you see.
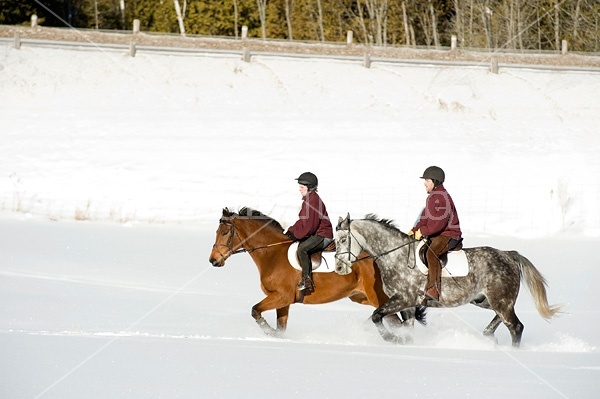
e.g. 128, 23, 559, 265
209, 257, 223, 267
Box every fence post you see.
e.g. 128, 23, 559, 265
363, 53, 371, 68
490, 57, 499, 74
242, 47, 251, 62
451, 35, 457, 51
129, 41, 136, 57
14, 32, 21, 49
133, 19, 140, 34
561, 40, 568, 55
347, 31, 353, 46
241, 26, 248, 40
31, 14, 38, 29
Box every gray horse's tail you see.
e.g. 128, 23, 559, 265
509, 251, 563, 320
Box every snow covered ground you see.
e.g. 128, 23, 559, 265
1, 43, 599, 398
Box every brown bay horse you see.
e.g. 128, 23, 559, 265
208, 207, 425, 336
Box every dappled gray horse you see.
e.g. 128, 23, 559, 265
334, 214, 562, 347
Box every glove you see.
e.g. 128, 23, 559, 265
284, 230, 297, 242
414, 229, 423, 240
407, 230, 415, 237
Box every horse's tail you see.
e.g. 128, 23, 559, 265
509, 251, 563, 320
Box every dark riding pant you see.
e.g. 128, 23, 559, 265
425, 235, 463, 292
297, 235, 330, 279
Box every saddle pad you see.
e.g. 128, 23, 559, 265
287, 242, 336, 273
415, 241, 469, 277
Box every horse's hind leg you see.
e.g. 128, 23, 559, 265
494, 307, 524, 347
483, 315, 502, 342
470, 295, 504, 343
506, 310, 524, 347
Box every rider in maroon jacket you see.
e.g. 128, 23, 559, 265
409, 166, 463, 302
285, 172, 333, 292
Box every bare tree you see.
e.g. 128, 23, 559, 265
453, 0, 464, 47
571, 0, 582, 42
402, 1, 411, 45
355, 0, 369, 44
257, 0, 268, 39
120, 0, 126, 30
428, 0, 439, 47
285, 0, 294, 40
482, 0, 493, 49
173, 0, 186, 37
554, 0, 561, 50
364, 0, 389, 46
316, 0, 325, 42
233, 0, 239, 38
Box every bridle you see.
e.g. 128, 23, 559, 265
212, 217, 292, 263
211, 218, 247, 262
336, 220, 420, 266
335, 223, 364, 264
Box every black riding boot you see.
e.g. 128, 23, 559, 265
297, 275, 314, 292
296, 235, 325, 291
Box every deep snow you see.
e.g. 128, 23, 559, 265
1, 42, 599, 398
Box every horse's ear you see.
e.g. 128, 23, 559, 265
337, 213, 350, 230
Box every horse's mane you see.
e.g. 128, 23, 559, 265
364, 213, 408, 236
223, 207, 284, 232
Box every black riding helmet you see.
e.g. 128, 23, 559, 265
295, 172, 318, 190
420, 166, 445, 187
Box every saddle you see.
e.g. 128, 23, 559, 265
287, 241, 336, 273
416, 238, 469, 277
418, 237, 463, 268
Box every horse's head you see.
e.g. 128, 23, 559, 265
334, 213, 364, 275
209, 208, 243, 267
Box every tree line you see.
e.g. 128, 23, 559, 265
2, 1, 599, 52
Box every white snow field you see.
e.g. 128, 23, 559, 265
1, 42, 599, 398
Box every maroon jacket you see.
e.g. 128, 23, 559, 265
288, 191, 333, 240
414, 184, 462, 239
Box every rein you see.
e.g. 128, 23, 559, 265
235, 240, 294, 254
212, 218, 292, 260
337, 222, 420, 266
351, 240, 418, 263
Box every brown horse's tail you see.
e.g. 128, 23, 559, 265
509, 251, 563, 320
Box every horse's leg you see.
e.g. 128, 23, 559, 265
384, 309, 415, 337
399, 308, 418, 327
502, 308, 524, 347
469, 295, 501, 341
386, 313, 406, 328
371, 295, 411, 344
486, 299, 524, 347
391, 308, 418, 344
482, 315, 502, 343
383, 313, 406, 341
251, 296, 289, 336
276, 306, 290, 332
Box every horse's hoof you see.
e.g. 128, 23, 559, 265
269, 329, 285, 339
256, 317, 277, 336
382, 333, 404, 344
483, 333, 499, 345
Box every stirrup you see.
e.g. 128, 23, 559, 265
297, 277, 314, 292
421, 286, 440, 302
